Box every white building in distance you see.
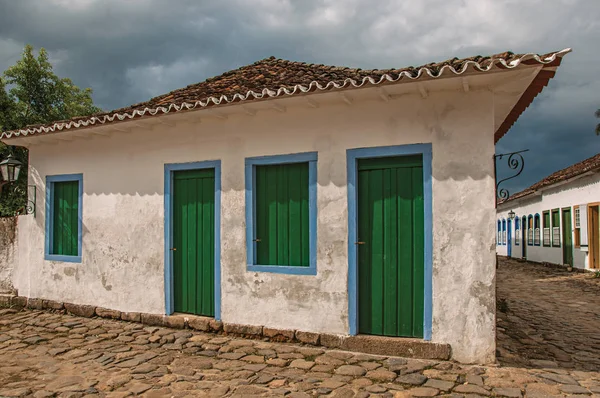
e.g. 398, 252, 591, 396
497, 153, 600, 270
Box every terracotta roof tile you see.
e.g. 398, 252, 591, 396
503, 152, 600, 203
0, 49, 571, 140
100, 52, 558, 114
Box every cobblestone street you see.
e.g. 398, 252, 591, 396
496, 257, 600, 372
0, 257, 599, 397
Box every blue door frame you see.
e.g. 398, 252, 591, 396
346, 143, 433, 341
164, 160, 222, 320
507, 219, 512, 257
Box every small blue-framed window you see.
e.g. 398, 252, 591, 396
45, 174, 83, 263
245, 152, 317, 275
514, 217, 520, 246
502, 219, 507, 245
497, 221, 501, 245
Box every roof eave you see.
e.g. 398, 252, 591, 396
493, 59, 564, 143
0, 48, 572, 142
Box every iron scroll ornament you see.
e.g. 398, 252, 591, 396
16, 185, 36, 217
494, 149, 529, 203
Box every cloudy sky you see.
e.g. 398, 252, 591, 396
0, 0, 598, 194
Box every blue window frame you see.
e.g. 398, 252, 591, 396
245, 152, 317, 275
502, 219, 506, 245
45, 174, 83, 263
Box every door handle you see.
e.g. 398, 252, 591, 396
253, 238, 262, 242
170, 248, 177, 251
355, 241, 366, 245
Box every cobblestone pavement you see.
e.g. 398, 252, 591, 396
0, 258, 599, 397
496, 257, 600, 372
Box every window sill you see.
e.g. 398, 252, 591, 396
45, 254, 82, 263
247, 264, 316, 275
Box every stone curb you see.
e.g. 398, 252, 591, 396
0, 295, 451, 360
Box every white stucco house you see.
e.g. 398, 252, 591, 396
0, 49, 570, 364
497, 152, 599, 270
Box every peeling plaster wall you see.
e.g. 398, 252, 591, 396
0, 217, 17, 293
497, 173, 600, 269
14, 87, 498, 363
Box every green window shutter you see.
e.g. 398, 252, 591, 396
52, 180, 79, 256
543, 211, 551, 246
552, 210, 560, 226
255, 162, 309, 266
552, 209, 561, 247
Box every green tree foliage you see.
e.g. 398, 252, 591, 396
0, 77, 27, 217
0, 45, 101, 216
596, 109, 600, 136
0, 78, 16, 132
3, 45, 100, 127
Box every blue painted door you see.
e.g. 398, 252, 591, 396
507, 219, 512, 257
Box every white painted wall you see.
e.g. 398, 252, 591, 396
497, 173, 600, 269
9, 80, 509, 363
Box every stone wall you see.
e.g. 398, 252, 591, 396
0, 216, 17, 293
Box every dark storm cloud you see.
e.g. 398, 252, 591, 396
0, 0, 598, 189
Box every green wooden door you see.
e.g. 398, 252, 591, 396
173, 169, 215, 316
357, 155, 424, 338
562, 208, 573, 266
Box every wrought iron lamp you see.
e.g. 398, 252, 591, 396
0, 154, 22, 191
508, 210, 516, 220
0, 154, 35, 216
